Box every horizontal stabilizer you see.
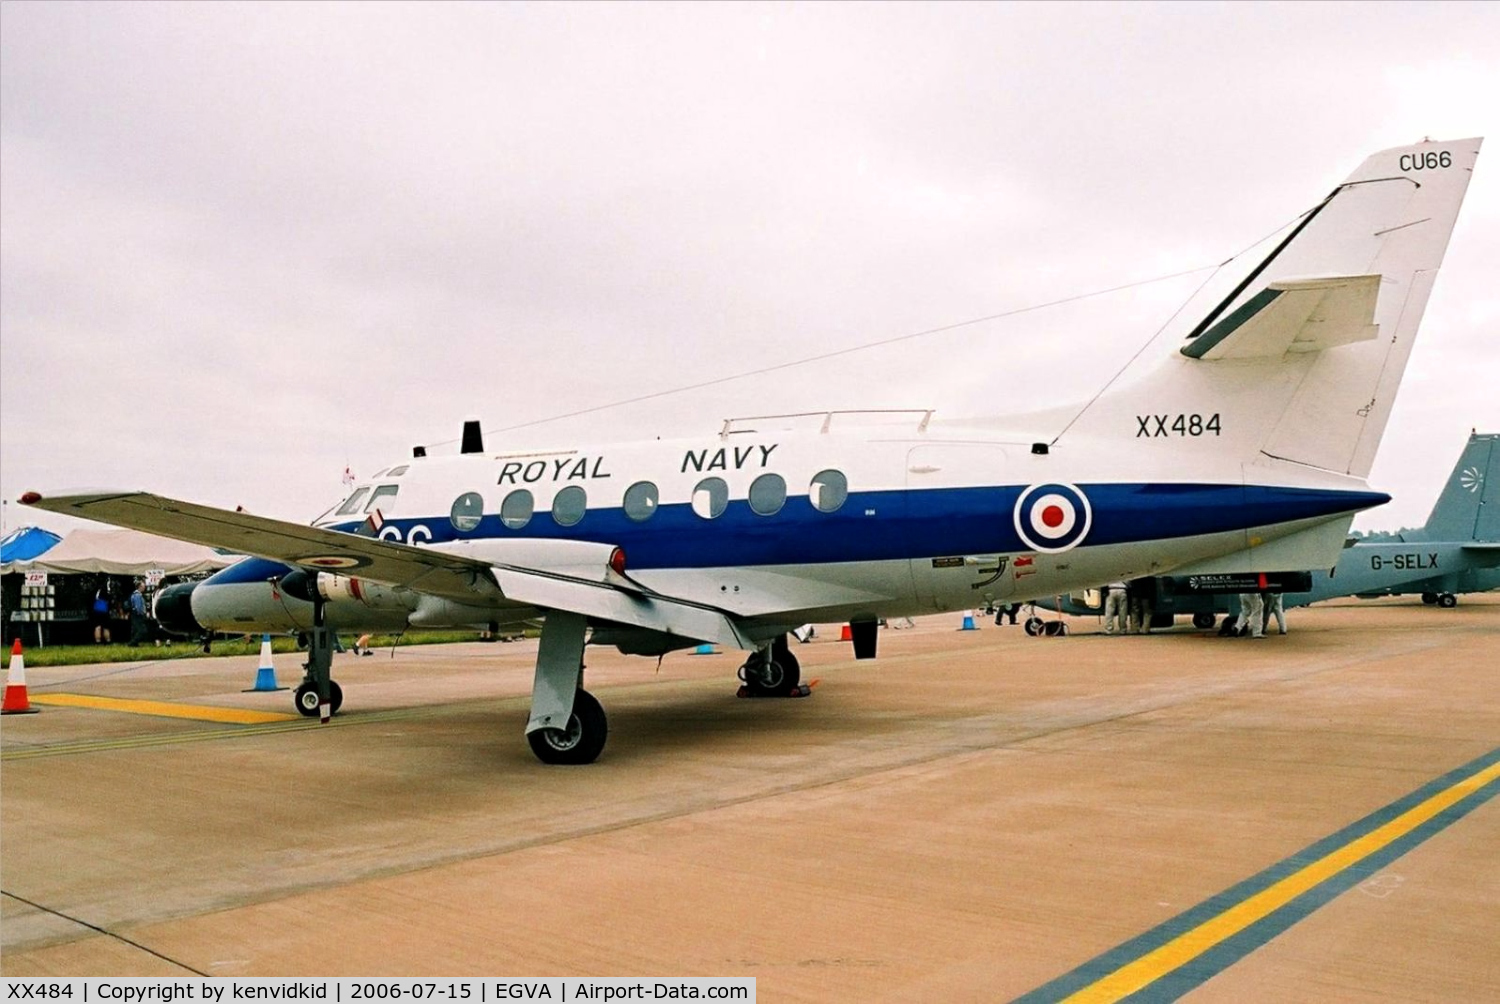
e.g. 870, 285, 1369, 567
1460, 543, 1500, 567
1181, 274, 1381, 360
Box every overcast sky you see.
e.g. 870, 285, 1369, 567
3, 1, 1497, 541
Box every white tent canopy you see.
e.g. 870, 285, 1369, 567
5, 528, 239, 576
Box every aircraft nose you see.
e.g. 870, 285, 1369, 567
154, 581, 204, 636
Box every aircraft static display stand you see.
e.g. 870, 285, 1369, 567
23, 137, 1483, 763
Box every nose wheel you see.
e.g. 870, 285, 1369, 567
294, 680, 343, 717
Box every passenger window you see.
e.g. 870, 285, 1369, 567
748, 473, 786, 516
692, 477, 728, 519
809, 469, 848, 513
500, 489, 534, 529
450, 492, 484, 532
336, 487, 371, 516
365, 484, 399, 513
623, 481, 659, 521
552, 485, 587, 527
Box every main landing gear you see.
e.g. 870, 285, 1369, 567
527, 688, 607, 765
521, 625, 809, 765
1422, 591, 1458, 608
525, 610, 608, 765
737, 635, 801, 697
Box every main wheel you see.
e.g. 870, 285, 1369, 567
293, 680, 343, 717
742, 646, 801, 696
528, 689, 607, 765
1192, 612, 1216, 630
1024, 617, 1044, 636
1421, 591, 1439, 605
1438, 593, 1458, 608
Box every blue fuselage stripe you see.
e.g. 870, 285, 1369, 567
204, 483, 1386, 585
363, 483, 1385, 569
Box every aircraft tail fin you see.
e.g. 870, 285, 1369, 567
1415, 432, 1499, 542
1061, 137, 1482, 480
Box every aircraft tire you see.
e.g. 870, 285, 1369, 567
744, 655, 800, 696
1192, 612, 1216, 630
1024, 617, 1044, 636
1421, 592, 1439, 605
528, 689, 607, 765
293, 680, 343, 717
1438, 593, 1458, 608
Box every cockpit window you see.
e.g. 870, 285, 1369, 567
387, 465, 409, 477
336, 487, 371, 516
365, 484, 399, 513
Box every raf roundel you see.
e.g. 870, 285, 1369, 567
1013, 482, 1093, 553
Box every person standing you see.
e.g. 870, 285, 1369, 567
1234, 592, 1264, 638
1102, 581, 1128, 635
1264, 591, 1287, 635
127, 580, 150, 647
91, 581, 113, 644
1128, 579, 1154, 634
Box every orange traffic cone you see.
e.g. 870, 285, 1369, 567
2, 639, 40, 715
840, 624, 853, 642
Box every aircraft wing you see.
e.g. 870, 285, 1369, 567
21, 490, 758, 649
22, 490, 500, 601
1182, 274, 1381, 360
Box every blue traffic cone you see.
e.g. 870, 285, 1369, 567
959, 610, 978, 631
245, 634, 288, 692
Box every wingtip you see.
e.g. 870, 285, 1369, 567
18, 492, 42, 506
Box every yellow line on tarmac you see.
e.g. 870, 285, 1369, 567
1059, 757, 1500, 1003
27, 693, 299, 725
1, 705, 449, 761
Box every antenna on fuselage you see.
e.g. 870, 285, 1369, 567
460, 419, 484, 455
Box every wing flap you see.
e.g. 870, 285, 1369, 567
1182, 274, 1381, 360
491, 567, 756, 651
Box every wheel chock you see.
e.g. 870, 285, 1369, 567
736, 680, 817, 699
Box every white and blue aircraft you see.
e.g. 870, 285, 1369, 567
22, 137, 1482, 763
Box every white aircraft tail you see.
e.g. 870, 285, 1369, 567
1061, 137, 1482, 480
